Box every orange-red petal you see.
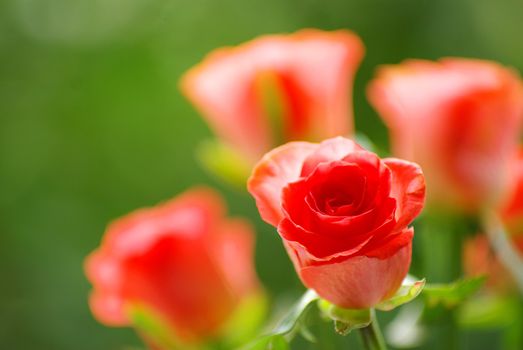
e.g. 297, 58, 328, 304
247, 141, 317, 226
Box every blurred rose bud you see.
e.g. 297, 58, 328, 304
181, 29, 364, 182
500, 148, 523, 233
463, 149, 523, 292
368, 58, 523, 212
85, 188, 263, 348
248, 137, 425, 308
463, 234, 523, 293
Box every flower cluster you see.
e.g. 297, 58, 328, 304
85, 28, 523, 350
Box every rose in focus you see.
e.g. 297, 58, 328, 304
85, 188, 262, 348
248, 137, 425, 308
181, 29, 364, 166
368, 58, 523, 212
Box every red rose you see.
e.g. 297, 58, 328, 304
181, 29, 364, 163
85, 188, 261, 347
248, 137, 425, 308
368, 58, 523, 211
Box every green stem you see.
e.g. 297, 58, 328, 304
358, 310, 387, 350
419, 211, 469, 350
420, 212, 466, 282
503, 297, 523, 350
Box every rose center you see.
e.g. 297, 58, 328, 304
311, 177, 365, 217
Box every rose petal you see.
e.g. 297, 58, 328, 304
248, 141, 318, 226
297, 241, 412, 308
214, 219, 259, 296
282, 161, 367, 230
308, 198, 396, 240
89, 290, 128, 326
278, 218, 375, 261
85, 249, 122, 291
278, 202, 396, 260
102, 187, 225, 256
121, 236, 237, 340
359, 227, 414, 259
383, 158, 426, 229
341, 151, 392, 209
301, 136, 363, 176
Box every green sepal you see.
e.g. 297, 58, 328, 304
354, 132, 378, 153
422, 275, 486, 308
221, 291, 268, 347
241, 290, 319, 349
255, 71, 286, 146
128, 304, 192, 350
375, 278, 426, 311
317, 299, 372, 336
196, 139, 253, 187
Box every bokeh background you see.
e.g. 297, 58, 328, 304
1, 0, 523, 349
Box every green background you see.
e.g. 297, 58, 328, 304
1, 0, 522, 349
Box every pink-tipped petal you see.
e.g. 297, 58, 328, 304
383, 158, 426, 228
248, 141, 317, 226
89, 291, 128, 326
301, 136, 363, 176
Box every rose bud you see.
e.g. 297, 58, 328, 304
181, 29, 364, 168
84, 188, 262, 348
463, 234, 523, 293
248, 137, 425, 309
501, 148, 523, 233
463, 149, 523, 294
368, 58, 523, 212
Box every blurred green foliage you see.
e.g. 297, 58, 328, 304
1, 0, 523, 349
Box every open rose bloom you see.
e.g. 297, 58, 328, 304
248, 137, 425, 308
181, 29, 364, 165
85, 188, 262, 348
368, 58, 523, 212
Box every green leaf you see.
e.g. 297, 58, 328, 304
298, 324, 317, 343
458, 294, 520, 329
317, 299, 372, 335
196, 139, 253, 187
272, 289, 319, 336
241, 290, 319, 349
422, 276, 486, 308
376, 278, 426, 311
